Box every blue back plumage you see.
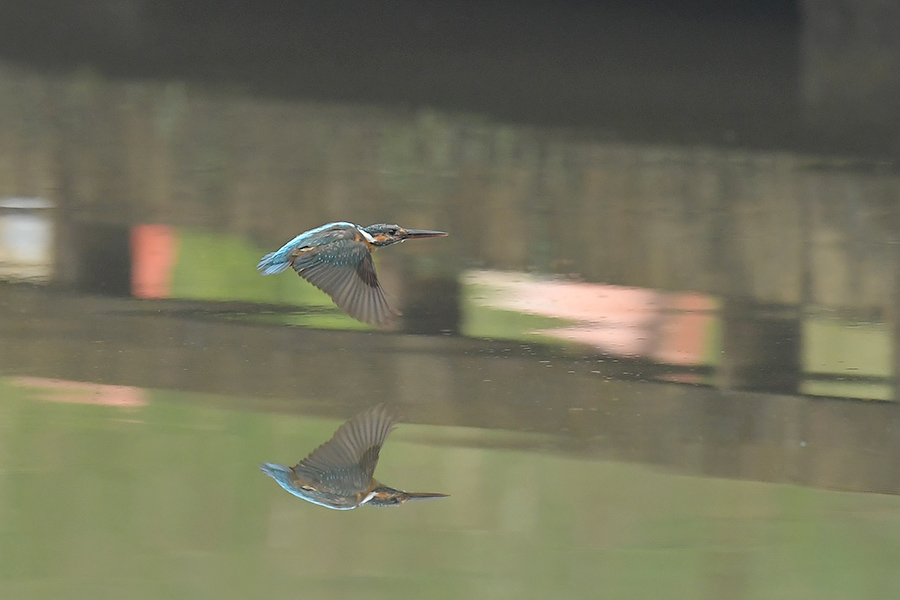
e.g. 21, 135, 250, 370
257, 222, 359, 276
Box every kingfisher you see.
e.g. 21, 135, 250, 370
260, 404, 448, 509
257, 222, 447, 327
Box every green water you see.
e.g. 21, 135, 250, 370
2, 378, 900, 600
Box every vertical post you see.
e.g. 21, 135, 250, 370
717, 297, 801, 394
400, 272, 461, 335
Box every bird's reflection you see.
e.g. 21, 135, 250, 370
257, 222, 447, 327
260, 404, 448, 510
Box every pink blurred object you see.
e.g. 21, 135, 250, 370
466, 270, 716, 364
11, 376, 148, 407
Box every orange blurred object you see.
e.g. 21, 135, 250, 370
130, 224, 177, 298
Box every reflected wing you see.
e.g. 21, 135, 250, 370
293, 404, 398, 495
291, 239, 398, 327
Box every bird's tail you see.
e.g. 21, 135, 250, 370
257, 251, 292, 275
259, 462, 295, 487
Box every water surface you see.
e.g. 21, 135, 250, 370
2, 59, 900, 599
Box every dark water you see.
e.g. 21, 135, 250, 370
2, 60, 900, 599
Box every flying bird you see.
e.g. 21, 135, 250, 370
257, 222, 447, 326
260, 404, 448, 510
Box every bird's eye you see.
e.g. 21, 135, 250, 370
389, 228, 398, 235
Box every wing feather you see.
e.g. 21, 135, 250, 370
290, 239, 398, 327
293, 404, 398, 495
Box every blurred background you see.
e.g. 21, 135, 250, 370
2, 1, 900, 598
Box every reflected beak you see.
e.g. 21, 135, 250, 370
401, 491, 450, 502
401, 228, 449, 240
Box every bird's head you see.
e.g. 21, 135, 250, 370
363, 224, 448, 247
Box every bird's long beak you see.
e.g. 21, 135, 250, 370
402, 228, 448, 240
401, 491, 450, 502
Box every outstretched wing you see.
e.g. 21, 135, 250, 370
293, 404, 398, 495
291, 236, 398, 327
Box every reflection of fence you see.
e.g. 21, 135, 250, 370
1, 63, 898, 314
